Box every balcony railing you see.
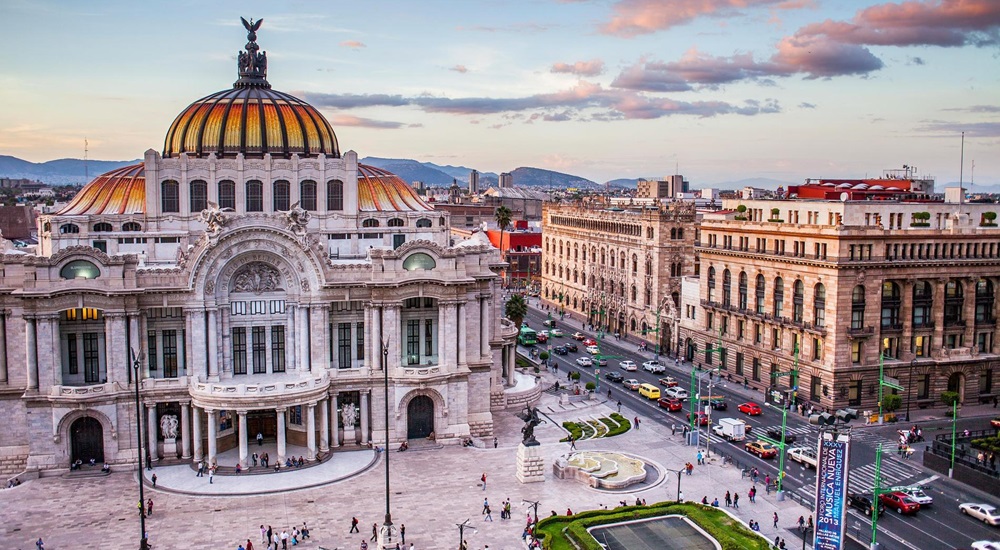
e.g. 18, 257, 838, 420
848, 326, 875, 337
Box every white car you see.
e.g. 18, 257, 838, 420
642, 360, 665, 373
575, 356, 593, 367
971, 541, 1000, 550
550, 328, 564, 337
663, 387, 689, 400
619, 360, 637, 371
960, 503, 1000, 526
787, 447, 818, 469
586, 345, 601, 355
900, 488, 933, 506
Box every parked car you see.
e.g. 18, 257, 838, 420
960, 503, 1000, 525
848, 492, 885, 517
664, 387, 689, 400
971, 541, 1000, 550
642, 360, 665, 373
572, 332, 586, 340
658, 397, 683, 412
658, 376, 679, 387
605, 371, 624, 383
619, 360, 637, 371
738, 402, 763, 416
707, 398, 728, 411
688, 411, 710, 426
880, 492, 920, 515
550, 329, 564, 337
787, 447, 817, 468
564, 342, 578, 352
586, 345, 600, 355
766, 428, 797, 445
575, 356, 593, 367
900, 487, 933, 506
552, 345, 568, 355
582, 338, 597, 347
745, 440, 778, 459
991, 416, 1000, 430
623, 378, 641, 390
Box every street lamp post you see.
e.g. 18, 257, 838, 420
455, 518, 475, 550
378, 340, 394, 549
130, 348, 146, 547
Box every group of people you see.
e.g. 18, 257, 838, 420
6, 477, 21, 488
251, 452, 273, 468
251, 523, 310, 550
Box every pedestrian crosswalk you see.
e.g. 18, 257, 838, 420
848, 459, 924, 492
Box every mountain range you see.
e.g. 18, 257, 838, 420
0, 155, 142, 185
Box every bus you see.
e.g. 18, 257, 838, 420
518, 327, 537, 346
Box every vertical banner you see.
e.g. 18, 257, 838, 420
813, 431, 850, 550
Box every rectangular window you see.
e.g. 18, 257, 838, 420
917, 374, 930, 400
425, 318, 435, 357
719, 348, 727, 371
737, 320, 745, 340
161, 181, 179, 213
754, 324, 762, 345
735, 352, 744, 376
218, 181, 236, 210
338, 322, 352, 368
752, 358, 761, 382
231, 301, 247, 315
190, 181, 207, 212
252, 326, 267, 373
232, 327, 247, 375
273, 182, 290, 211
705, 347, 713, 366
707, 312, 714, 330
356, 322, 365, 362
92, 240, 107, 253
813, 337, 822, 360
271, 326, 286, 372
290, 405, 302, 425
162, 330, 178, 378
83, 333, 100, 383
67, 334, 78, 375
406, 320, 420, 364
246, 181, 264, 212
913, 335, 928, 357
882, 337, 899, 359
327, 180, 344, 211
980, 369, 993, 395
978, 332, 993, 354
851, 341, 862, 363
300, 181, 317, 211
771, 328, 780, 350
848, 380, 862, 406
810, 375, 822, 403
147, 331, 158, 371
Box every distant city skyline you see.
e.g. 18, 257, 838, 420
1, 0, 998, 186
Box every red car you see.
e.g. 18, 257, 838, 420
658, 397, 683, 412
536, 333, 548, 343
738, 402, 762, 416
879, 492, 920, 515
582, 338, 597, 347
991, 416, 1000, 430
688, 412, 710, 426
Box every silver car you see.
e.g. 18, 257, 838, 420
960, 503, 1000, 525
900, 488, 933, 506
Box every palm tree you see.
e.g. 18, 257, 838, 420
505, 293, 528, 329
494, 205, 513, 286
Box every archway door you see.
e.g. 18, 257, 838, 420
947, 373, 966, 403
71, 417, 104, 464
407, 396, 434, 439
247, 411, 277, 440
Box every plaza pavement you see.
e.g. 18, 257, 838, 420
0, 373, 815, 550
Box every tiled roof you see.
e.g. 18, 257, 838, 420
357, 164, 433, 212
57, 164, 146, 216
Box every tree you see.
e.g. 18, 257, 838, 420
941, 391, 960, 407
881, 394, 902, 412
494, 205, 513, 281
505, 293, 528, 329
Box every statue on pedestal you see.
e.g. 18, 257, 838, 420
518, 405, 544, 447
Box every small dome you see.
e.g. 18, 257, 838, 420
357, 164, 433, 212
59, 164, 145, 215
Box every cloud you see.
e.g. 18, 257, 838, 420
551, 59, 606, 77
340, 40, 366, 49
908, 56, 925, 65
601, 0, 788, 37
798, 102, 816, 109
772, 33, 884, 78
943, 105, 1000, 113
450, 65, 469, 73
329, 115, 412, 129
917, 121, 1000, 138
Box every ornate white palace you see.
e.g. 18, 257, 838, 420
0, 21, 519, 477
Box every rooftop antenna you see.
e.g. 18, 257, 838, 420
84, 138, 89, 182
959, 131, 965, 205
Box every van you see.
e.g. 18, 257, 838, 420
638, 383, 660, 400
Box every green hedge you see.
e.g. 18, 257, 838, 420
606, 413, 631, 436
972, 435, 1000, 455
534, 502, 770, 550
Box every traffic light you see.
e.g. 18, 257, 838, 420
809, 413, 835, 426
836, 408, 858, 423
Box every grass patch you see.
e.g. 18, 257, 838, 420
587, 419, 608, 437
534, 502, 770, 550
561, 421, 583, 442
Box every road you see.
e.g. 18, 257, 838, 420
522, 305, 1000, 549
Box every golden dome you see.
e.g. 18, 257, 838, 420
357, 164, 433, 212
58, 164, 146, 215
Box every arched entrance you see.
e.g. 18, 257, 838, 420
947, 372, 966, 403
407, 395, 434, 439
685, 338, 695, 362
70, 417, 104, 464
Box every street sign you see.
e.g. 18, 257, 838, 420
882, 375, 904, 391
774, 370, 795, 377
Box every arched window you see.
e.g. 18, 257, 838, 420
218, 180, 236, 210
707, 267, 716, 302
619, 282, 625, 296
573, 269, 578, 283
722, 269, 732, 306
647, 227, 653, 239
912, 281, 933, 328
190, 180, 207, 212
773, 277, 784, 317
976, 279, 994, 324
416, 218, 432, 228
631, 285, 637, 302
161, 180, 179, 213
646, 258, 652, 275
620, 252, 626, 269
122, 222, 141, 232
60, 260, 100, 279
273, 180, 290, 211
93, 222, 112, 232
755, 274, 765, 314
387, 218, 405, 227
632, 254, 638, 274
300, 180, 317, 210
246, 180, 263, 212
327, 179, 344, 211
670, 228, 677, 239
738, 272, 748, 310
814, 283, 826, 327
851, 285, 866, 329
944, 280, 964, 326
362, 218, 380, 228
439, 217, 445, 226
793, 279, 804, 322
677, 228, 684, 239
880, 281, 901, 328
60, 223, 80, 234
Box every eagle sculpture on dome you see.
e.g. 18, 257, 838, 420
241, 17, 263, 38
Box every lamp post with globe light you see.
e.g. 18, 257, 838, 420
130, 348, 147, 547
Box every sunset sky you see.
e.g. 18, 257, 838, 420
2, 0, 998, 186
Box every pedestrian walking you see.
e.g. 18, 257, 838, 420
261, 525, 267, 545
773, 512, 779, 528
36, 538, 44, 550
724, 491, 732, 507
749, 486, 756, 503
570, 435, 576, 450
151, 473, 157, 487
350, 517, 360, 533
617, 400, 622, 413
697, 451, 703, 465
209, 467, 214, 484
483, 497, 490, 514
481, 472, 487, 490
257, 432, 264, 446
146, 498, 153, 517
371, 523, 378, 542
197, 460, 204, 476
634, 416, 640, 429
493, 437, 498, 449
400, 524, 405, 544
484, 505, 493, 522
733, 492, 739, 508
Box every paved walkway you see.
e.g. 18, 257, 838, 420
0, 378, 814, 550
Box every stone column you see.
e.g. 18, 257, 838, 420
285, 306, 295, 372
238, 410, 248, 468
180, 402, 192, 459
480, 297, 490, 358
963, 277, 977, 346
192, 405, 203, 463
147, 404, 158, 464
445, 303, 458, 367
331, 394, 340, 447
306, 403, 317, 461
35, 315, 59, 388
370, 304, 381, 371
507, 345, 516, 386
276, 407, 287, 464
25, 316, 38, 390
206, 408, 217, 466
310, 306, 329, 374
457, 302, 466, 366
105, 313, 127, 386
386, 305, 400, 366
298, 305, 309, 371
128, 314, 143, 378
901, 280, 914, 357
360, 391, 370, 445
438, 303, 447, 365
207, 308, 219, 380
933, 278, 946, 351
319, 398, 330, 453
189, 309, 207, 380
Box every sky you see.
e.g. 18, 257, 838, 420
1, 0, 999, 186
